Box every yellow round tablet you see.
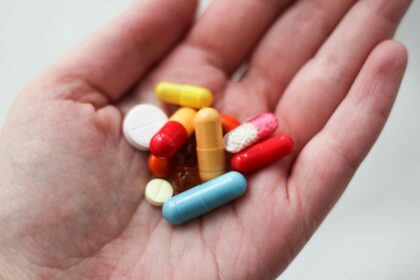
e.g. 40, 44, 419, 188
145, 179, 174, 206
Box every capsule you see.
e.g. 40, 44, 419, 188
148, 154, 173, 178
163, 172, 247, 225
224, 112, 278, 153
174, 136, 197, 167
220, 114, 241, 134
171, 165, 201, 194
195, 108, 226, 181
150, 108, 196, 158
156, 82, 213, 108
170, 137, 200, 193
231, 134, 294, 174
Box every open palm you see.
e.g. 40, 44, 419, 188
0, 0, 411, 279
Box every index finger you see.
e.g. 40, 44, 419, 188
37, 0, 197, 107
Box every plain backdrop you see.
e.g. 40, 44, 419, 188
0, 1, 419, 279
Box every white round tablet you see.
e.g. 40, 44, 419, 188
145, 179, 174, 206
123, 104, 168, 151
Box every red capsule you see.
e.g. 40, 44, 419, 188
230, 134, 294, 174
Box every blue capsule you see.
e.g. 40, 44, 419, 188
162, 171, 247, 225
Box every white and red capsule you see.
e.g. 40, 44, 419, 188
224, 112, 278, 153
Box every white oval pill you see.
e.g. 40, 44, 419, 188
123, 104, 168, 151
145, 179, 174, 206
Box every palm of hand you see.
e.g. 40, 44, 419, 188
0, 0, 410, 279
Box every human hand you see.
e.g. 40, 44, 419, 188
0, 0, 411, 279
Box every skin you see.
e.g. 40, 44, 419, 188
0, 0, 412, 279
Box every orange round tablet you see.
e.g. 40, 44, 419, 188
220, 114, 241, 134
148, 154, 173, 178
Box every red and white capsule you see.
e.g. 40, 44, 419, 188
224, 112, 278, 153
230, 134, 294, 174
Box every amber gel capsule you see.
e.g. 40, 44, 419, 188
171, 166, 201, 194
171, 138, 200, 193
195, 108, 226, 181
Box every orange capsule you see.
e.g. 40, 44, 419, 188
148, 154, 173, 178
221, 114, 241, 134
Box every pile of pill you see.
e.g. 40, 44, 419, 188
123, 82, 294, 225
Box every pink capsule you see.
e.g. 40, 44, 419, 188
224, 112, 278, 153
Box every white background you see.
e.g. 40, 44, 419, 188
0, 1, 419, 279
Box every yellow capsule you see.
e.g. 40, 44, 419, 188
195, 108, 226, 181
156, 82, 213, 109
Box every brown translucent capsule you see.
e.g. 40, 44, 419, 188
226, 151, 234, 171
171, 165, 201, 194
174, 136, 197, 167
170, 136, 201, 193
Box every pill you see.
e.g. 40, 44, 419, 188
224, 112, 278, 153
220, 114, 241, 134
230, 134, 294, 173
123, 104, 168, 151
163, 172, 247, 225
150, 108, 196, 158
171, 165, 201, 194
148, 154, 173, 178
156, 82, 213, 108
171, 138, 200, 193
145, 179, 174, 206
174, 137, 198, 167
195, 108, 226, 181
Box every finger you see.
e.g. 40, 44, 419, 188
275, 0, 412, 152
289, 40, 407, 234
224, 0, 356, 115
36, 0, 197, 107
135, 0, 294, 103
185, 0, 293, 75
